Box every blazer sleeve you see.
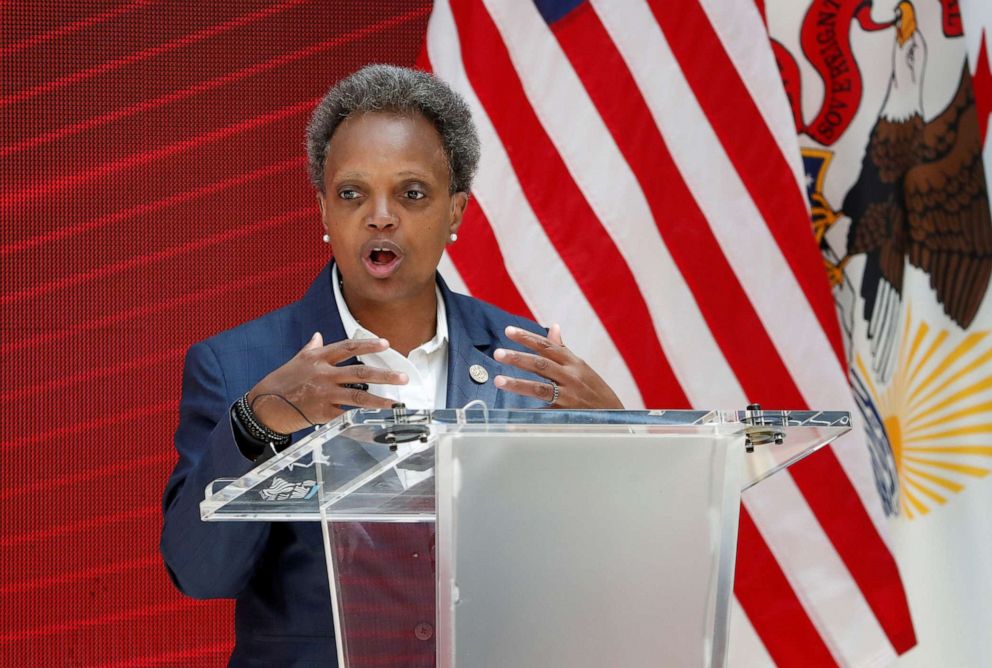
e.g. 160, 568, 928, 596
160, 341, 271, 599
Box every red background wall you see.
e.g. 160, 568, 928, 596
1, 2, 431, 664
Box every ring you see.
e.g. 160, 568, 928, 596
547, 380, 560, 406
342, 383, 369, 392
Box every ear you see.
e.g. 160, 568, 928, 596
449, 191, 469, 237
317, 192, 330, 236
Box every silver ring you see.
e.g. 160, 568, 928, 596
547, 380, 560, 406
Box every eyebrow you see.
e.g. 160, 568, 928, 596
332, 171, 368, 181
331, 170, 432, 181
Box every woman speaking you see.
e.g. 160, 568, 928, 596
161, 64, 621, 667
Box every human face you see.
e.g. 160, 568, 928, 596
318, 111, 467, 311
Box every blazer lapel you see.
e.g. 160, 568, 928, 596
441, 277, 501, 409
295, 262, 349, 351
447, 335, 501, 408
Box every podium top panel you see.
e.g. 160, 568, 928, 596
201, 408, 850, 522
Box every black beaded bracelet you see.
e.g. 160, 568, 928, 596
230, 405, 267, 461
235, 393, 291, 447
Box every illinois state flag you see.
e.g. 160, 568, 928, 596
421, 0, 916, 664
765, 0, 992, 665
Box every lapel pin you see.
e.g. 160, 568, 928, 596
469, 364, 489, 384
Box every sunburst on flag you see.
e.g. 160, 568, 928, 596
855, 304, 992, 518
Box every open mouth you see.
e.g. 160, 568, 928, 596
369, 248, 397, 265
362, 240, 404, 278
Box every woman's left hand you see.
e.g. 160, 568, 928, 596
493, 324, 624, 409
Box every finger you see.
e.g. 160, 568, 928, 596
332, 365, 409, 386
504, 326, 572, 364
547, 322, 564, 346
332, 387, 403, 410
493, 347, 564, 379
303, 331, 324, 351
317, 337, 390, 364
493, 374, 558, 404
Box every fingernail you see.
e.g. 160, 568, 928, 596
505, 326, 519, 335
494, 375, 507, 388
379, 338, 389, 347
398, 373, 409, 383
494, 348, 506, 361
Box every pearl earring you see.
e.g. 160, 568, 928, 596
322, 234, 330, 244
449, 233, 458, 243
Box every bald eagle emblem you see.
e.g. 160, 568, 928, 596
812, 1, 992, 381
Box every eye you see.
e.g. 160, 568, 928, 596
338, 188, 360, 200
405, 189, 426, 201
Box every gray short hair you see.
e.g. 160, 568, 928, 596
306, 64, 480, 194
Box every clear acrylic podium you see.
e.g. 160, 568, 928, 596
202, 407, 850, 667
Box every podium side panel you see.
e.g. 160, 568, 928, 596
439, 431, 743, 668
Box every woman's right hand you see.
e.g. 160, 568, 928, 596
247, 332, 408, 434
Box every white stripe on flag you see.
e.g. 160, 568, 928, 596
728, 597, 775, 668
427, 0, 644, 408
481, 0, 744, 405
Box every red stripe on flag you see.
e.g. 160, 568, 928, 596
735, 507, 838, 666
448, 204, 536, 320
646, 0, 847, 368
552, 3, 807, 404
789, 450, 918, 653
450, 0, 688, 407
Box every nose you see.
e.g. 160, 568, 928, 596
365, 194, 398, 230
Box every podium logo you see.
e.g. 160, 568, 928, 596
259, 478, 319, 501
856, 305, 992, 518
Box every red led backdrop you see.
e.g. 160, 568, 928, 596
1, 2, 431, 664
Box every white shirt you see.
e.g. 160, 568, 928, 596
331, 265, 449, 410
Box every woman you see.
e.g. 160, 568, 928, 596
161, 64, 621, 667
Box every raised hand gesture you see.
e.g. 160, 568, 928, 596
247, 332, 409, 434
493, 325, 623, 409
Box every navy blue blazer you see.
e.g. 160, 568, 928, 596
161, 262, 546, 666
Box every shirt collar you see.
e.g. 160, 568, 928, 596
331, 264, 448, 352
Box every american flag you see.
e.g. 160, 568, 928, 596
420, 0, 917, 664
